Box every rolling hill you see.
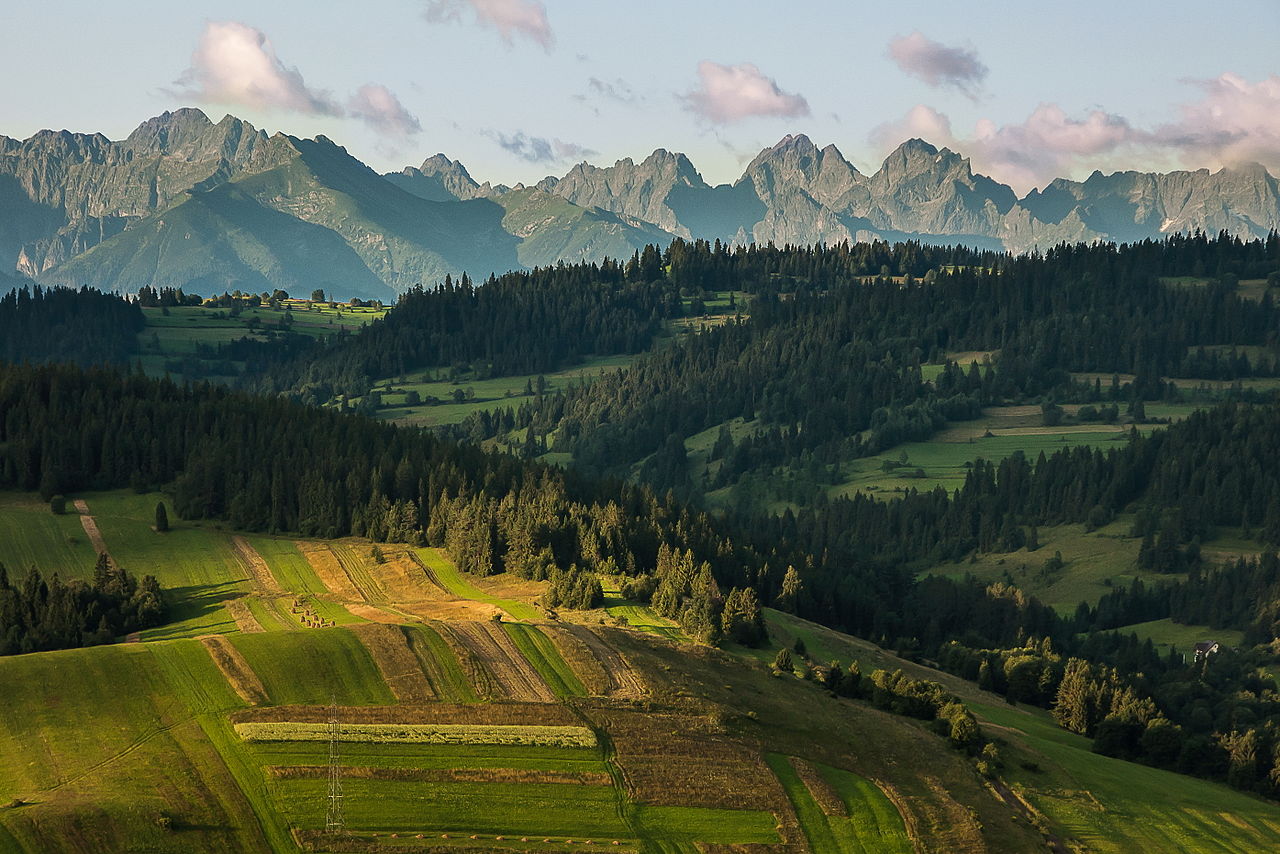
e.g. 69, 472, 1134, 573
0, 489, 1274, 853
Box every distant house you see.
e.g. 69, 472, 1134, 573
1193, 641, 1220, 663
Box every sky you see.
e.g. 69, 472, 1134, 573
2, 0, 1278, 194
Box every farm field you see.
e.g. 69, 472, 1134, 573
2, 489, 1279, 852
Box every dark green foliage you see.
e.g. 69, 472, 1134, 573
49, 495, 66, 515
0, 556, 164, 654
0, 285, 144, 365
154, 501, 169, 532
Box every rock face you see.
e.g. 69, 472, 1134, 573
0, 109, 296, 276
4, 110, 1279, 297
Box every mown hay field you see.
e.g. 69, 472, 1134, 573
235, 722, 597, 747
229, 628, 395, 706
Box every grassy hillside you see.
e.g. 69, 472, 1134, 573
1, 489, 1277, 852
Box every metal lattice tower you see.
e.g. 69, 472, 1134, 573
325, 697, 344, 833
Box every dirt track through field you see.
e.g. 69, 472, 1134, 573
229, 536, 284, 594
556, 625, 646, 698
435, 621, 555, 702
73, 499, 113, 562
296, 541, 365, 600
201, 635, 268, 705
350, 623, 436, 702
225, 598, 265, 633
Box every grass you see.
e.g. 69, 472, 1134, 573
247, 742, 608, 772
922, 519, 1162, 613
0, 494, 100, 580
631, 806, 779, 844
85, 491, 251, 639
0, 643, 275, 852
1105, 618, 1244, 658
371, 354, 637, 428
599, 577, 686, 641
273, 777, 630, 836
403, 625, 481, 703
417, 548, 541, 621
230, 628, 396, 706
974, 702, 1280, 854
766, 754, 911, 854
502, 624, 587, 698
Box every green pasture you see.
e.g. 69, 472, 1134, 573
374, 354, 636, 428
0, 642, 274, 852
85, 491, 250, 639
975, 702, 1280, 854
416, 548, 541, 621
272, 777, 627, 837
922, 519, 1176, 613
599, 577, 685, 641
0, 493, 100, 580
502, 623, 586, 698
766, 754, 911, 854
1105, 618, 1244, 658
230, 628, 395, 706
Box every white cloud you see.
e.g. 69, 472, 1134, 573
683, 61, 810, 124
424, 0, 553, 50
888, 32, 987, 99
172, 21, 342, 116
347, 84, 422, 138
486, 130, 596, 164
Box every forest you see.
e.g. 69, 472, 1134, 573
3, 231, 1280, 798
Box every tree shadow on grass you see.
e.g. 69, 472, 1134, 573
142, 581, 246, 640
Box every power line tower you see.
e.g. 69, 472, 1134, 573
325, 696, 344, 834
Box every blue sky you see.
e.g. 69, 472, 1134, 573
2, 1, 1278, 192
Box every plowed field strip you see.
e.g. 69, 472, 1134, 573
351, 623, 436, 702
559, 625, 646, 698
436, 621, 555, 702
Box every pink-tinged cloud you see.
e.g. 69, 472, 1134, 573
888, 32, 987, 99
172, 21, 342, 116
1156, 73, 1280, 169
870, 104, 954, 150
683, 61, 810, 124
970, 104, 1137, 192
347, 84, 422, 137
424, 0, 553, 50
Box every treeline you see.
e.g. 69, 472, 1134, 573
0, 556, 164, 655
0, 362, 754, 644
0, 285, 144, 366
444, 234, 1279, 504
238, 265, 684, 402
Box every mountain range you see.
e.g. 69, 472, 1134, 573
3, 108, 1279, 299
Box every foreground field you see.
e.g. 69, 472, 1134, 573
1, 490, 1277, 852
